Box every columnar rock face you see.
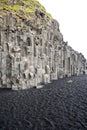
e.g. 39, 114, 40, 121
0, 1, 86, 89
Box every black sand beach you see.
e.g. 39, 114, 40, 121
0, 75, 87, 130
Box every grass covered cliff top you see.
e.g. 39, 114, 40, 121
0, 0, 52, 21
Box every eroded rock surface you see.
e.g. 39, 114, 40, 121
0, 1, 86, 89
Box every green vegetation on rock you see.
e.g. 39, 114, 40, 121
0, 0, 52, 19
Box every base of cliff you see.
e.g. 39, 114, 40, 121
0, 75, 87, 130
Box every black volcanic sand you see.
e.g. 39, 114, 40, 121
0, 75, 87, 130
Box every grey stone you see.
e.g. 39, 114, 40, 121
0, 12, 87, 90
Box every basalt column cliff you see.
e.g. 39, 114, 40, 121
0, 0, 86, 89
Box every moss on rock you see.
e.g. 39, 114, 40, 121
0, 0, 52, 20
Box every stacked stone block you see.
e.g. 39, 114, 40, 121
0, 15, 86, 89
